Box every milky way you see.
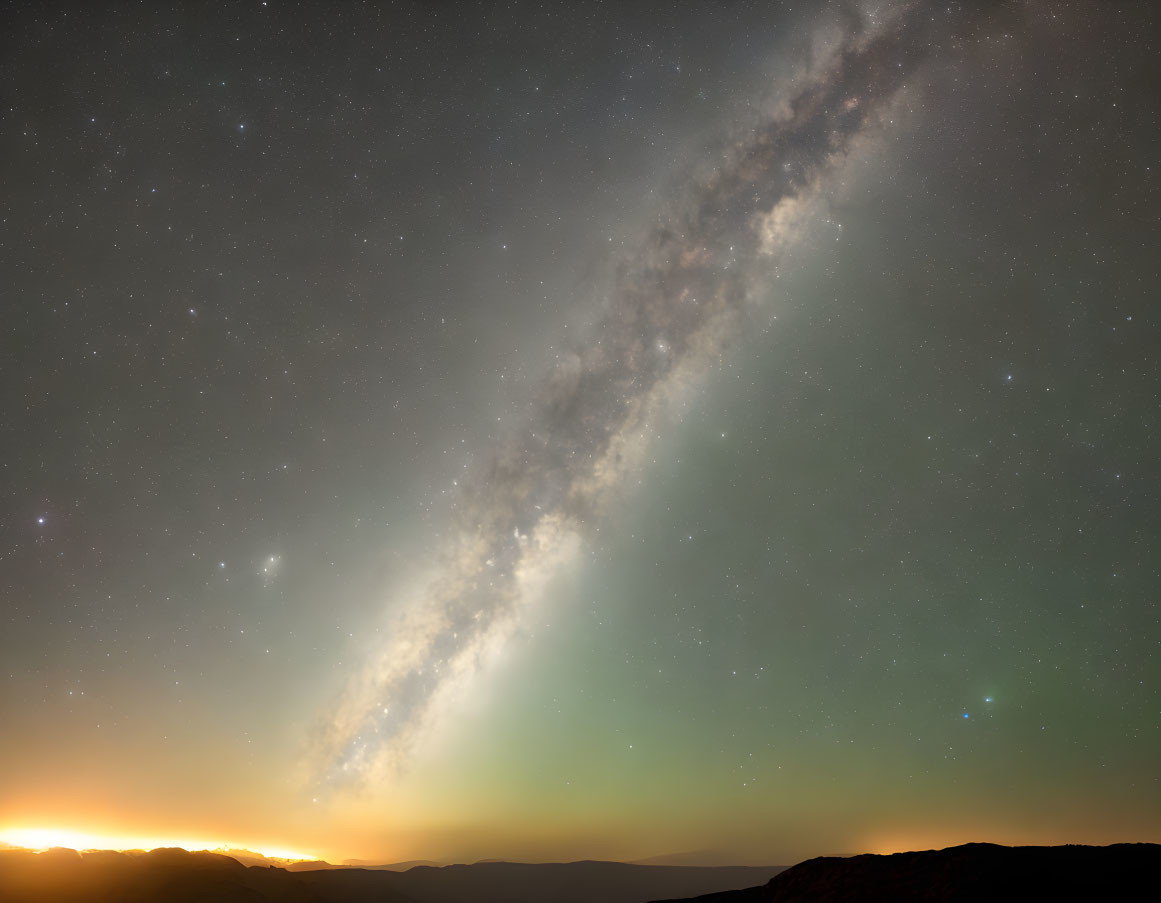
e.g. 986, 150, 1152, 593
5, 0, 1160, 865
309, 2, 969, 788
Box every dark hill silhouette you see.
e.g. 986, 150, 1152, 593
652, 842, 1161, 903
0, 847, 781, 903
0, 846, 339, 903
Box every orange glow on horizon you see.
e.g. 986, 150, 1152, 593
858, 826, 1116, 858
861, 833, 982, 856
0, 826, 317, 863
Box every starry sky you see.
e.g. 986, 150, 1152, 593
2, 0, 1160, 867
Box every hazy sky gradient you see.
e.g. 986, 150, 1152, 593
2, 0, 1159, 865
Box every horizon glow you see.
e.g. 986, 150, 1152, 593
0, 827, 316, 863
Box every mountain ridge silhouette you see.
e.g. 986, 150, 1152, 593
0, 846, 782, 903
651, 842, 1161, 902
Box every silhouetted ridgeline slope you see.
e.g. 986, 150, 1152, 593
0, 847, 782, 903
652, 843, 1161, 903
0, 847, 340, 903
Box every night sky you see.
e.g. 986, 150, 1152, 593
3, 0, 1160, 866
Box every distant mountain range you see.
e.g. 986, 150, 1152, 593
654, 842, 1161, 902
4, 842, 1158, 902
0, 846, 782, 903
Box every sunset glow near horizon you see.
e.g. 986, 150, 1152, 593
0, 828, 316, 864
3, 0, 1159, 869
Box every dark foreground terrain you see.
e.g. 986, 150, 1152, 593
655, 842, 1161, 903
0, 847, 781, 903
